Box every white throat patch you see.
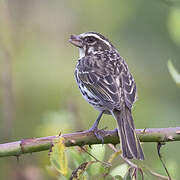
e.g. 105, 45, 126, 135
79, 48, 85, 58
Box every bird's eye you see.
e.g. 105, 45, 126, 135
85, 37, 96, 43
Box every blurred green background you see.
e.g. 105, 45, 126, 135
0, 0, 180, 179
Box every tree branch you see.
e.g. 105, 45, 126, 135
0, 127, 180, 158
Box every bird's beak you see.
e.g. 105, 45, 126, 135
69, 35, 83, 48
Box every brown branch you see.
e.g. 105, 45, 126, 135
0, 127, 180, 158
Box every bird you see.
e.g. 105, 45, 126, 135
69, 32, 144, 160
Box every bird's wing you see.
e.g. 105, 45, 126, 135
76, 56, 121, 109
120, 60, 137, 109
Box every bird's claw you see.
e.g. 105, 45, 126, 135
87, 127, 105, 144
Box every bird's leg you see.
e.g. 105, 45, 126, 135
87, 111, 104, 142
90, 111, 104, 130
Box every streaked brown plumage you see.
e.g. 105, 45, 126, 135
69, 32, 144, 160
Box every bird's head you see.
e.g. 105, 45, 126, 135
69, 32, 115, 58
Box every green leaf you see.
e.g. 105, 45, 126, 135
136, 168, 144, 180
67, 147, 90, 167
90, 144, 105, 161
108, 150, 121, 164
123, 168, 132, 180
115, 175, 123, 180
50, 137, 68, 176
168, 8, 180, 47
168, 60, 180, 86
110, 163, 129, 178
89, 144, 106, 175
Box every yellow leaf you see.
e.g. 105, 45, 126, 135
108, 150, 121, 164
50, 137, 68, 176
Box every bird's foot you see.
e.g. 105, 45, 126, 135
86, 127, 105, 144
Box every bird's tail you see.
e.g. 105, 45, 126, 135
112, 106, 144, 160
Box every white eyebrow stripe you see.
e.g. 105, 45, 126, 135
80, 33, 111, 47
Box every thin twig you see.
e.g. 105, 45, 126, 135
150, 171, 174, 180
157, 142, 172, 180
80, 146, 111, 167
108, 144, 173, 180
108, 144, 137, 168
